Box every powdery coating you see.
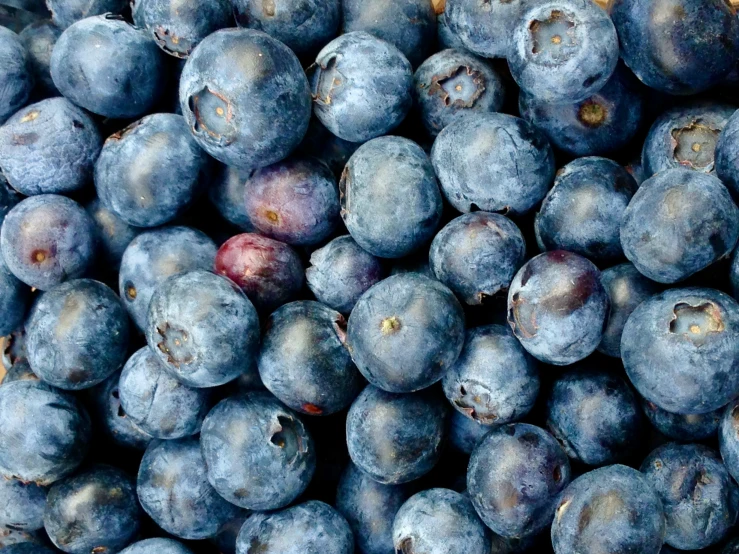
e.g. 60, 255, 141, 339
0, 194, 96, 291
347, 273, 465, 393
341, 136, 442, 258
0, 478, 46, 531
507, 251, 609, 365
179, 28, 310, 169
719, 400, 739, 484
46, 0, 127, 28
50, 15, 164, 119
208, 164, 256, 231
620, 168, 739, 283
85, 198, 140, 272
448, 410, 493, 454
18, 21, 60, 96
308, 32, 413, 142
44, 466, 140, 554
120, 538, 194, 554
611, 0, 739, 95
146, 270, 261, 388
235, 501, 353, 554
393, 488, 490, 554
0, 27, 32, 125
0, 98, 101, 196
0, 251, 30, 336
431, 113, 555, 215
296, 117, 361, 177
345, 385, 448, 484
445, 0, 526, 58
550, 465, 665, 554
642, 397, 721, 441
716, 108, 739, 199
622, 287, 739, 414
306, 235, 383, 314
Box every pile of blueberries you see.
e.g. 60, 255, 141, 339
6, 0, 739, 553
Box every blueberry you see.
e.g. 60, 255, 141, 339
550, 465, 665, 554
621, 287, 739, 414
0, 250, 30, 337
50, 15, 165, 119
715, 107, 739, 200
507, 251, 609, 365
26, 279, 130, 390
0, 544, 54, 554
448, 410, 493, 454
345, 385, 448, 484
137, 438, 242, 539
120, 538, 194, 554
308, 31, 413, 143
180, 28, 310, 169
0, 175, 22, 229
642, 397, 721, 442
208, 164, 256, 232
18, 22, 61, 97
444, 0, 526, 58
0, 478, 46, 532
235, 501, 353, 554
431, 113, 555, 215
296, 117, 361, 178
0, 27, 32, 125
347, 273, 465, 393
85, 198, 140, 273
119, 226, 217, 331
46, 0, 127, 28
340, 136, 442, 258
305, 235, 384, 315
146, 270, 260, 388
436, 12, 466, 51
719, 400, 739, 484
200, 392, 316, 510
393, 488, 491, 554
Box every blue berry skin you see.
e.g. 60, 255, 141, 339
622, 287, 739, 414
507, 251, 609, 365
296, 117, 361, 178
235, 501, 353, 554
200, 392, 316, 510
716, 108, 739, 200
26, 279, 130, 390
0, 98, 101, 196
44, 466, 140, 554
642, 443, 739, 550
208, 164, 256, 232
120, 538, 194, 554
340, 136, 442, 259
444, 0, 526, 58
550, 465, 665, 554
347, 273, 465, 393
1, 194, 95, 291
448, 410, 493, 454
137, 438, 242, 540
0, 478, 46, 532
85, 199, 140, 273
0, 251, 30, 337
0, 544, 55, 554
620, 169, 739, 283
46, 0, 127, 29
535, 157, 637, 264
50, 15, 165, 119
519, 64, 645, 157
468, 424, 571, 539
146, 270, 261, 388
443, 325, 539, 426
18, 22, 61, 97
642, 397, 721, 442
118, 226, 217, 331
437, 12, 467, 51
611, 0, 739, 95
308, 32, 413, 143
719, 399, 739, 484
345, 385, 448, 484
180, 28, 310, 170
393, 488, 491, 554
431, 113, 555, 215
598, 263, 660, 358
335, 462, 409, 554
306, 235, 384, 315
0, 28, 32, 125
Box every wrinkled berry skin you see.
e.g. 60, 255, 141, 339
348, 273, 465, 393
341, 136, 442, 259
44, 466, 140, 554
719, 399, 739, 484
235, 501, 353, 554
431, 212, 526, 305
0, 478, 46, 532
137, 438, 242, 540
46, 0, 127, 28
95, 114, 210, 228
120, 538, 194, 554
244, 157, 340, 246
620, 168, 739, 283
0, 98, 101, 196
0, 251, 30, 337
443, 325, 539, 426
622, 287, 739, 414
0, 194, 96, 291
208, 164, 255, 231
180, 29, 310, 170
214, 233, 303, 313
85, 199, 140, 272
200, 392, 316, 510
258, 301, 363, 416
119, 226, 216, 331
431, 113, 555, 215
146, 270, 261, 388
716, 108, 739, 200
445, 0, 526, 58
306, 235, 383, 315
18, 21, 61, 96
50, 15, 165, 119
507, 251, 609, 365
551, 465, 666, 554
611, 0, 739, 95
345, 385, 448, 484
598, 263, 660, 358
642, 398, 721, 442
0, 28, 32, 125
449, 411, 492, 454
642, 443, 739, 550
393, 488, 490, 554
308, 32, 413, 143
27, 279, 130, 390
335, 462, 409, 554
